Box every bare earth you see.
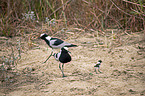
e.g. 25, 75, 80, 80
0, 31, 145, 96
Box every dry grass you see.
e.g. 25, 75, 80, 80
0, 0, 144, 37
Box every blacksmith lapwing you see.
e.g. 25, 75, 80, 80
94, 60, 102, 74
53, 47, 71, 77
40, 33, 77, 63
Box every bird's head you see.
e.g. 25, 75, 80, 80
98, 60, 102, 63
40, 33, 48, 39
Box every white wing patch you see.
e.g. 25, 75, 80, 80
97, 62, 101, 64
46, 36, 51, 41
54, 52, 61, 61
63, 47, 68, 50
50, 41, 67, 49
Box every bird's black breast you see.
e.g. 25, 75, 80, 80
51, 38, 64, 45
59, 53, 71, 63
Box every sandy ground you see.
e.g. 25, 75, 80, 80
0, 31, 145, 96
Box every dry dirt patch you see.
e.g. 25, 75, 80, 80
0, 32, 145, 96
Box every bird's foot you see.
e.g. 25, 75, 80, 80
62, 75, 67, 77
99, 71, 102, 73
42, 61, 46, 64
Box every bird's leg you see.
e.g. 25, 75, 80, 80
94, 68, 96, 72
98, 68, 102, 73
95, 68, 98, 74
62, 64, 66, 77
62, 63, 64, 72
59, 63, 63, 76
43, 49, 53, 63
59, 63, 66, 77
59, 63, 61, 70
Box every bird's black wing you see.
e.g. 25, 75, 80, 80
51, 38, 64, 45
94, 64, 100, 67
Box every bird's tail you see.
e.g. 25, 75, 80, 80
65, 44, 77, 47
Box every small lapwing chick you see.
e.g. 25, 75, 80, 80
53, 47, 71, 77
40, 33, 77, 63
94, 60, 102, 74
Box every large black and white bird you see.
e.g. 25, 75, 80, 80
53, 47, 71, 77
40, 33, 77, 63
94, 60, 102, 74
